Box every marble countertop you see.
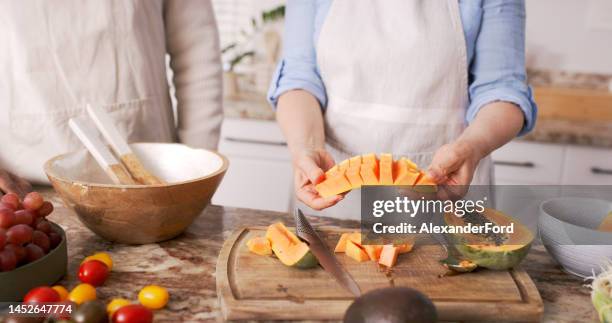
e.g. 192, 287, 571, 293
28, 188, 597, 322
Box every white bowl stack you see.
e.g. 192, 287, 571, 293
539, 197, 612, 278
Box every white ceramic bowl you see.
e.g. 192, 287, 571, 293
539, 197, 612, 277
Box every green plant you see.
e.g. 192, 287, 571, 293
222, 5, 285, 72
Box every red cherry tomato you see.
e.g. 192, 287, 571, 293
24, 286, 61, 303
78, 260, 109, 286
112, 304, 153, 323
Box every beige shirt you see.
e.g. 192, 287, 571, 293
0, 0, 223, 183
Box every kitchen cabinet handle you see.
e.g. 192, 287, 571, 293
494, 161, 535, 168
224, 137, 287, 146
591, 167, 612, 176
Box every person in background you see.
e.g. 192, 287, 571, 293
0, 0, 223, 197
269, 0, 537, 218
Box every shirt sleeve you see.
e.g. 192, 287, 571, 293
164, 0, 223, 150
466, 0, 537, 136
267, 0, 327, 109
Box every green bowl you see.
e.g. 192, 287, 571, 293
0, 222, 67, 302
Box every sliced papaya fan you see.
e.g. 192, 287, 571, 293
315, 153, 437, 198
443, 208, 533, 270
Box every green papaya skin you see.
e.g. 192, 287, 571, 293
293, 251, 319, 269
444, 209, 533, 270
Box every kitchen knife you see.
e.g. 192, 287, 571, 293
293, 208, 361, 297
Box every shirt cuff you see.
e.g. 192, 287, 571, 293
267, 60, 328, 110
466, 86, 538, 137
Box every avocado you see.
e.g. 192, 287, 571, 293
343, 287, 437, 323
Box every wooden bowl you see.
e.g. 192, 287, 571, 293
44, 143, 228, 244
0, 223, 67, 302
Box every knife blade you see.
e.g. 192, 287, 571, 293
293, 208, 361, 297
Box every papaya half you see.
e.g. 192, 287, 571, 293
315, 153, 437, 198
443, 208, 533, 270
265, 222, 319, 269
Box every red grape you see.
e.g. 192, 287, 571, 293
31, 230, 50, 253
0, 229, 6, 249
0, 249, 17, 271
4, 244, 27, 263
49, 231, 62, 249
37, 201, 54, 217
14, 209, 34, 226
6, 224, 33, 245
35, 219, 52, 234
23, 192, 44, 211
25, 243, 45, 262
1, 193, 20, 210
0, 208, 15, 229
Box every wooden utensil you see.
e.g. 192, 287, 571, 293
86, 104, 164, 185
216, 227, 543, 322
68, 118, 137, 185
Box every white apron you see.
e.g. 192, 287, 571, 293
0, 1, 222, 184
301, 0, 493, 219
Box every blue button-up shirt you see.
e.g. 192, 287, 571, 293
268, 0, 537, 135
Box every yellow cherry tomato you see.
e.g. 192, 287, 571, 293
107, 298, 132, 315
138, 285, 169, 310
82, 252, 113, 270
68, 283, 97, 305
51, 285, 69, 301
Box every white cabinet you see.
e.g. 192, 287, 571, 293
493, 141, 612, 185
492, 141, 565, 185
212, 119, 293, 212
562, 145, 612, 185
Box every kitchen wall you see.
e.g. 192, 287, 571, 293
526, 0, 612, 75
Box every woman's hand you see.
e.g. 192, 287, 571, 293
426, 140, 484, 200
292, 149, 343, 210
0, 169, 32, 198
427, 140, 483, 187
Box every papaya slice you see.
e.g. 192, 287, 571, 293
364, 245, 383, 261
394, 159, 421, 186
315, 169, 352, 198
265, 222, 318, 269
360, 154, 380, 185
334, 233, 350, 253
379, 153, 394, 185
378, 245, 399, 267
346, 240, 370, 262
443, 208, 533, 270
395, 243, 414, 254
598, 211, 612, 232
246, 236, 272, 256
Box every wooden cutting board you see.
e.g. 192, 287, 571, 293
216, 227, 543, 322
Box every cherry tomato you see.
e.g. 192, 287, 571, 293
107, 298, 132, 316
112, 304, 153, 323
52, 285, 70, 301
68, 283, 97, 305
23, 286, 60, 303
78, 260, 109, 286
138, 285, 169, 310
83, 252, 113, 270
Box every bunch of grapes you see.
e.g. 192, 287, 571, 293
0, 192, 62, 272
